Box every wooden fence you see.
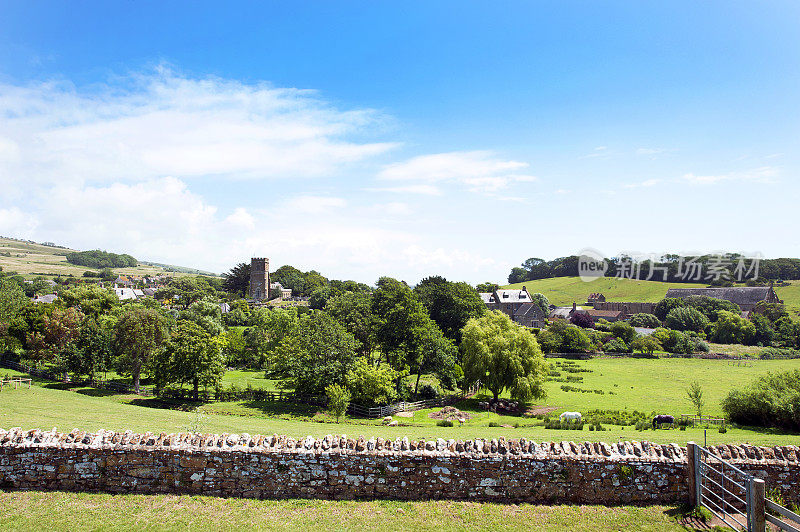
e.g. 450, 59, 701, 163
0, 377, 32, 391
681, 414, 726, 426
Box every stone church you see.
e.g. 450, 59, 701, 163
248, 257, 270, 301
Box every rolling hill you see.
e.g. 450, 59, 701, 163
0, 237, 218, 278
503, 276, 800, 311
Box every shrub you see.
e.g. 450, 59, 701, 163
710, 310, 756, 345
603, 337, 629, 354
436, 419, 454, 427
325, 383, 351, 423
665, 307, 709, 333
418, 383, 441, 400
628, 313, 661, 328
721, 370, 800, 430
718, 423, 727, 434
610, 321, 637, 344
488, 421, 501, 427
570, 312, 594, 329
759, 347, 800, 360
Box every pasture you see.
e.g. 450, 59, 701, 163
502, 275, 800, 310
2, 356, 799, 446
0, 492, 689, 531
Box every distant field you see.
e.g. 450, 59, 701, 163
503, 275, 800, 310
0, 237, 213, 279
0, 492, 687, 532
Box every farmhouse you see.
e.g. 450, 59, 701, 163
549, 303, 583, 320
586, 292, 606, 306
664, 286, 782, 311
479, 287, 545, 328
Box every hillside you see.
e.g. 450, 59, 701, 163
503, 276, 800, 310
0, 237, 216, 278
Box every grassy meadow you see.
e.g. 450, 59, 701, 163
0, 492, 694, 531
3, 356, 799, 446
0, 237, 210, 279
502, 275, 800, 310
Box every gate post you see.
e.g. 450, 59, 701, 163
687, 442, 698, 507
750, 478, 765, 532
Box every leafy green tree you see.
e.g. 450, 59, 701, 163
752, 301, 788, 323
66, 317, 113, 380
308, 286, 333, 310
461, 311, 549, 402
28, 307, 84, 369
222, 327, 249, 367
537, 320, 593, 353
651, 327, 690, 354
325, 291, 376, 356
654, 298, 686, 321
179, 299, 224, 336
686, 380, 704, 418
530, 293, 550, 319
222, 262, 250, 296
325, 383, 351, 423
628, 313, 661, 328
773, 316, 800, 349
414, 276, 486, 342
151, 320, 226, 399
750, 314, 775, 346
113, 307, 170, 393
602, 336, 629, 353
507, 267, 527, 284
610, 321, 637, 344
155, 276, 217, 309
59, 285, 119, 317
710, 310, 756, 345
475, 282, 499, 293
245, 307, 299, 369
630, 335, 661, 355
664, 307, 710, 333
0, 278, 27, 326
345, 357, 400, 405
684, 295, 740, 321
272, 310, 359, 395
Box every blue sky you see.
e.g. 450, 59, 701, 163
0, 2, 798, 283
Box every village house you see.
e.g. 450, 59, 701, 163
478, 287, 546, 328
664, 286, 782, 312
548, 302, 584, 320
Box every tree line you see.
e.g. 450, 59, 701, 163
65, 250, 138, 269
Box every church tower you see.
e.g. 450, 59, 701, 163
249, 257, 270, 301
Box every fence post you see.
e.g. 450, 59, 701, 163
750, 478, 765, 532
687, 441, 698, 507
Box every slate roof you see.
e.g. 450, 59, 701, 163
549, 306, 582, 319
478, 292, 496, 304
586, 309, 624, 318
664, 287, 776, 307
494, 289, 531, 303
513, 303, 544, 318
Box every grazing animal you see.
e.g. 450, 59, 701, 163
560, 411, 582, 423
652, 415, 675, 429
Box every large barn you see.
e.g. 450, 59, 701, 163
664, 286, 782, 312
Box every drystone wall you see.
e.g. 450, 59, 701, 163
1, 427, 798, 504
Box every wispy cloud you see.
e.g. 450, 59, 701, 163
580, 146, 609, 159
376, 151, 535, 195
682, 166, 779, 185
0, 66, 397, 187
623, 178, 660, 189
283, 195, 346, 214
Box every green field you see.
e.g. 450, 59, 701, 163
502, 275, 800, 310
3, 356, 799, 446
0, 492, 692, 532
0, 237, 211, 279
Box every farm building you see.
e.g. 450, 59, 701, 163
549, 303, 583, 320
585, 309, 625, 322
664, 286, 782, 311
586, 292, 606, 306
479, 287, 545, 328
592, 301, 657, 316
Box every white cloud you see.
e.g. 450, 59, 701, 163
0, 67, 397, 187
376, 151, 535, 195
0, 206, 38, 236
623, 178, 660, 189
682, 166, 779, 185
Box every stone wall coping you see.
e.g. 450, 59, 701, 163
1, 427, 796, 465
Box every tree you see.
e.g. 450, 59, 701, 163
684, 295, 740, 321
570, 312, 594, 328
664, 307, 710, 333
752, 301, 788, 323
710, 310, 756, 345
750, 314, 775, 346
222, 262, 250, 296
151, 320, 226, 399
530, 293, 550, 319
0, 278, 27, 325
345, 357, 400, 405
630, 335, 661, 355
609, 321, 637, 345
272, 310, 359, 395
654, 298, 686, 321
651, 327, 690, 354
628, 313, 661, 329
67, 317, 113, 380
113, 307, 170, 393
537, 320, 593, 353
33, 307, 84, 369
325, 291, 376, 356
59, 285, 119, 318
179, 299, 224, 336
245, 307, 299, 369
475, 282, 499, 293
414, 276, 486, 342
461, 311, 549, 402
326, 383, 351, 423
774, 316, 800, 349
686, 380, 704, 418
507, 267, 527, 284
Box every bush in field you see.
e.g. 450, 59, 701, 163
710, 310, 756, 345
325, 383, 351, 423
345, 356, 401, 405
602, 337, 629, 354
664, 307, 709, 333
630, 335, 661, 355
628, 313, 661, 329
418, 383, 441, 399
609, 321, 637, 345
651, 328, 691, 354
654, 298, 686, 321
721, 370, 800, 431
570, 312, 594, 329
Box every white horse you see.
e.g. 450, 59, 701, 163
560, 411, 582, 423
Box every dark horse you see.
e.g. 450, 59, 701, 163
652, 415, 675, 429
